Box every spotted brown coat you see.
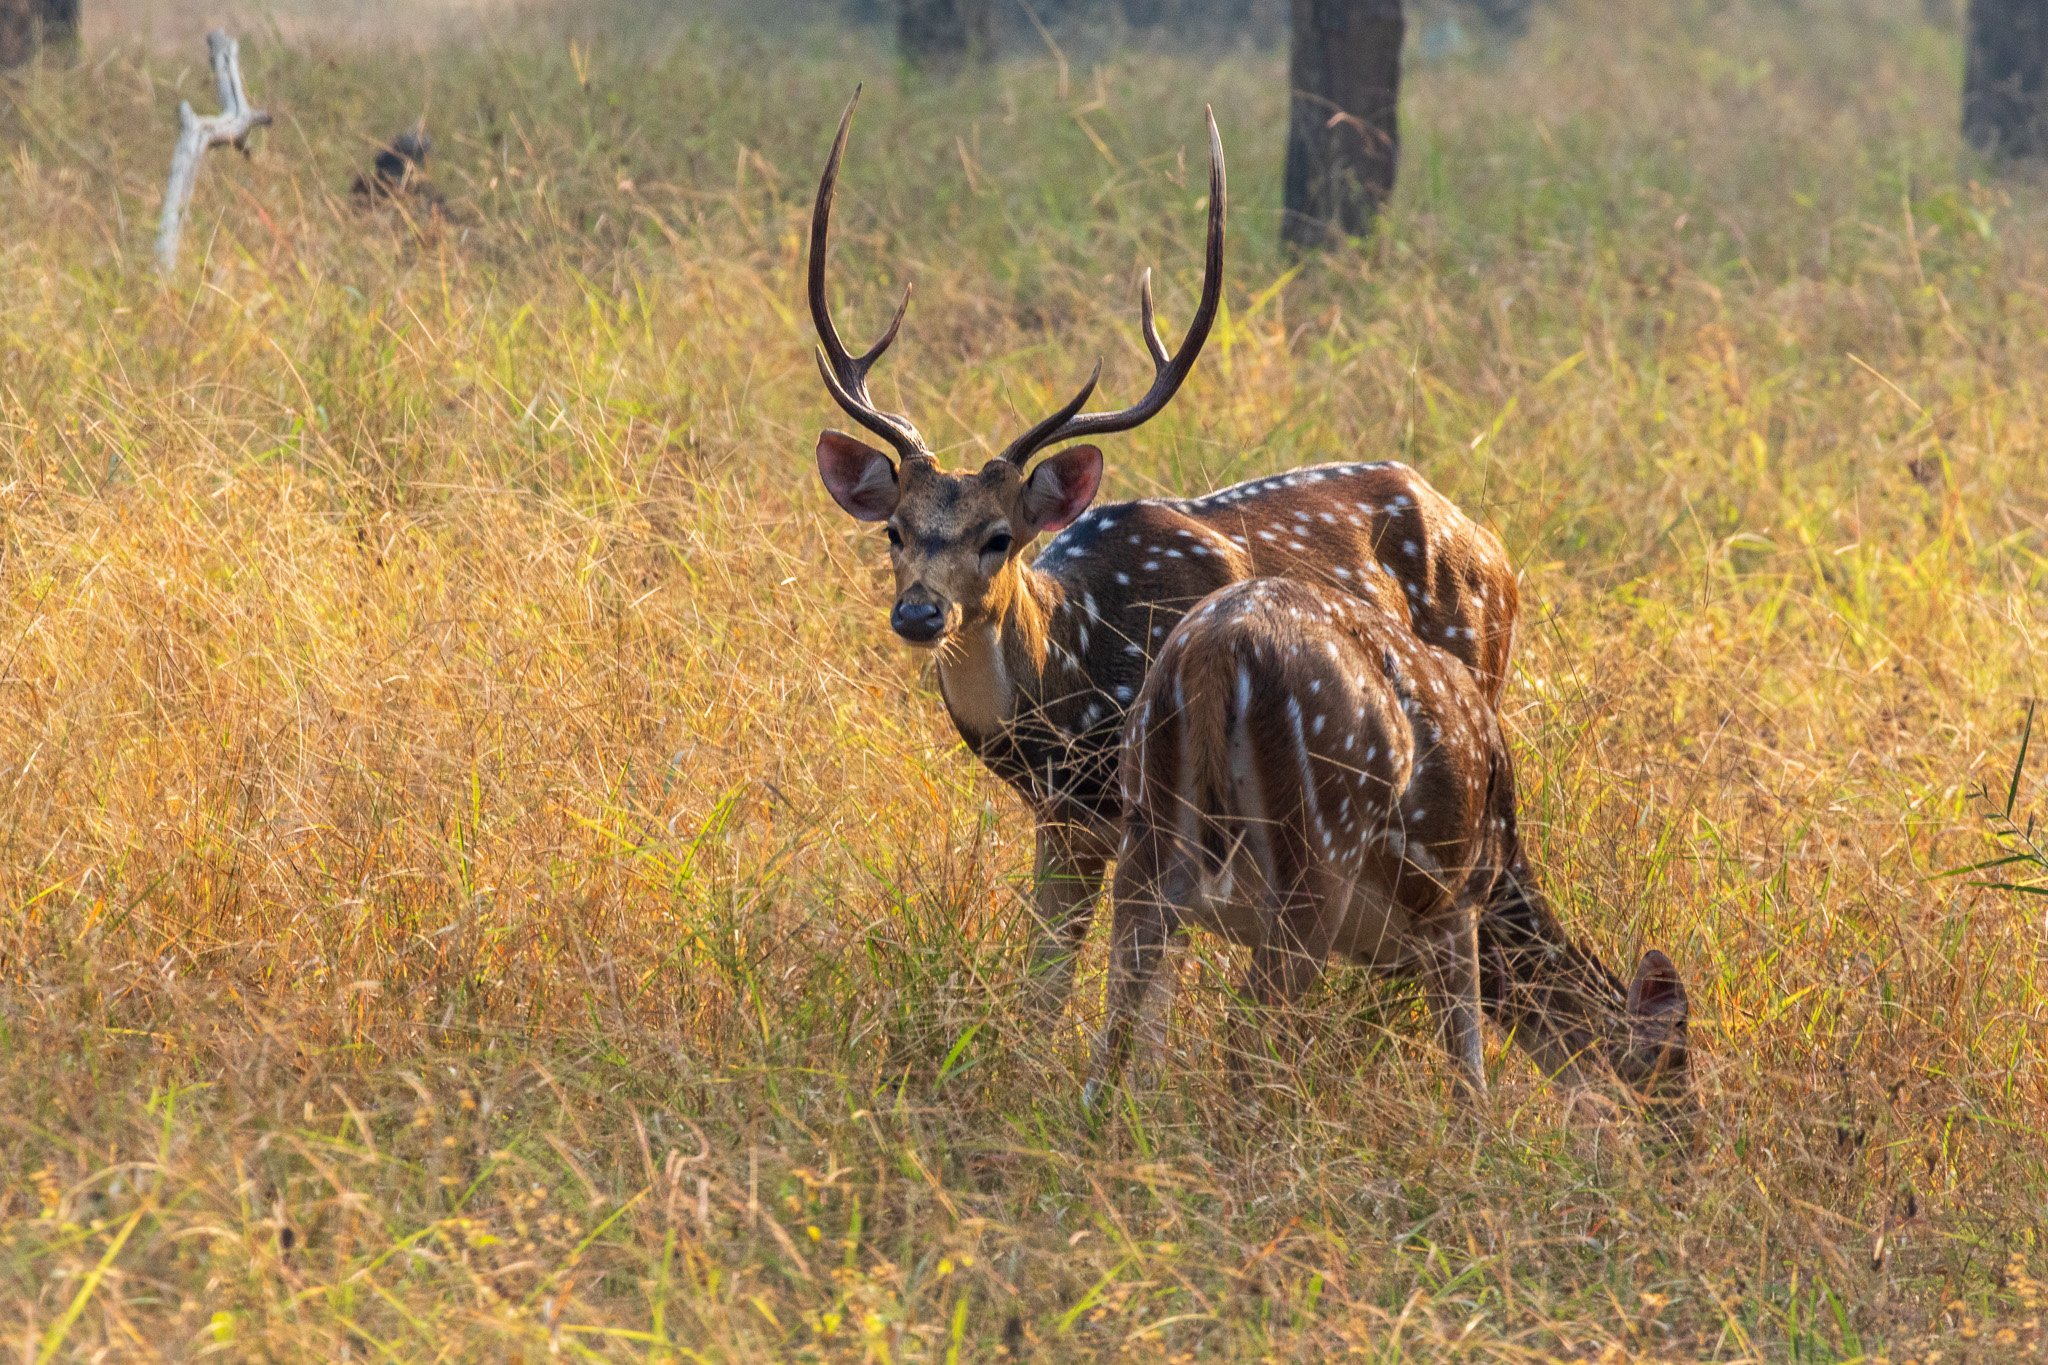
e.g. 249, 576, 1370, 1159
1086, 577, 1696, 1133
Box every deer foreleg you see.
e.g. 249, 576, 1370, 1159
1131, 922, 1187, 1077
1083, 836, 1184, 1109
1418, 899, 1487, 1099
1226, 861, 1345, 1099
1023, 819, 1110, 1016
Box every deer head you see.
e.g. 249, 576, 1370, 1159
808, 87, 1226, 647
1618, 948, 1699, 1143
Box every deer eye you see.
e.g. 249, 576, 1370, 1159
885, 526, 903, 549
981, 531, 1013, 558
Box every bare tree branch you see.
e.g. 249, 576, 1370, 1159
155, 29, 271, 276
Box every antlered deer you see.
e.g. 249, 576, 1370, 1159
1086, 577, 1695, 1132
808, 90, 1525, 1016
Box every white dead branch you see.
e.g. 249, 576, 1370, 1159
154, 29, 272, 276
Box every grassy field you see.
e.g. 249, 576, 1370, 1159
2, 0, 2047, 1356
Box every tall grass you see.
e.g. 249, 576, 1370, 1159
1, 0, 2045, 1356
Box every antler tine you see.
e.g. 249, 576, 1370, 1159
856, 280, 913, 367
997, 362, 1102, 469
999, 107, 1227, 469
1137, 268, 1169, 369
808, 85, 927, 460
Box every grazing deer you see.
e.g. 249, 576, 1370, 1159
808, 90, 1524, 1016
1085, 577, 1695, 1135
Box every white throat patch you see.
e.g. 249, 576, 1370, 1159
938, 623, 1013, 737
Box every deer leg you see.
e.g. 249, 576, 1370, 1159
1083, 831, 1186, 1109
1023, 819, 1109, 1017
1227, 929, 1329, 1100
1129, 921, 1187, 1083
1227, 860, 1342, 1099
1417, 898, 1487, 1099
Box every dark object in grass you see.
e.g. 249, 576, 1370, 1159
898, 0, 991, 71
352, 126, 445, 214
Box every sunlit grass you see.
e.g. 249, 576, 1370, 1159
1, 0, 2046, 1356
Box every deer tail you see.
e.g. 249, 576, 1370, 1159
1141, 635, 1248, 882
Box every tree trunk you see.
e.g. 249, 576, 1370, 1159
897, 0, 991, 70
1964, 0, 2048, 160
0, 0, 30, 69
0, 0, 76, 68
1282, 0, 1404, 250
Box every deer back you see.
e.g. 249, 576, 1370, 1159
985, 460, 1517, 833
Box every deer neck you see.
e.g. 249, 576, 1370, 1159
936, 561, 1065, 741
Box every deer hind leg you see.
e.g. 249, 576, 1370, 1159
1083, 825, 1190, 1109
1225, 851, 1345, 1100
1023, 818, 1110, 1018
1416, 897, 1487, 1099
1130, 921, 1187, 1085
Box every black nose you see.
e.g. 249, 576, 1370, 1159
891, 599, 946, 642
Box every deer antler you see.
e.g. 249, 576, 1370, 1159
808, 86, 929, 462
999, 108, 1227, 468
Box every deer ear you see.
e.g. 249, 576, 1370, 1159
1627, 949, 1688, 1022
1625, 948, 1699, 1147
1020, 445, 1103, 533
817, 431, 900, 522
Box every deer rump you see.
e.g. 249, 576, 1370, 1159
1119, 578, 1498, 970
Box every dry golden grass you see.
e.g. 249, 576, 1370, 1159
2, 0, 2047, 1356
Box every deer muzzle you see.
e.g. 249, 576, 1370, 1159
890, 592, 948, 644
